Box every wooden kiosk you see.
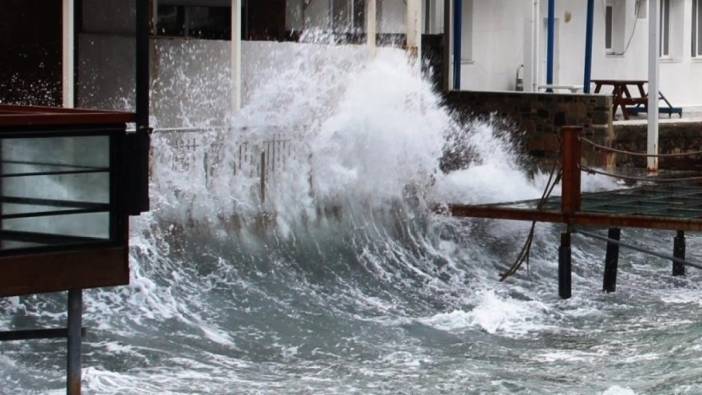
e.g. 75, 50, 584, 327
0, 1, 151, 394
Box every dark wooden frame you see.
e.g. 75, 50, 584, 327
0, 105, 134, 297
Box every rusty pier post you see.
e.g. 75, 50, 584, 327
558, 126, 582, 299
673, 230, 686, 276
67, 289, 82, 395
603, 228, 621, 293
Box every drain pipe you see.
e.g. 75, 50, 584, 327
583, 0, 594, 93
452, 0, 462, 90
546, 0, 555, 91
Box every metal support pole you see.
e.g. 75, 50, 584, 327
531, 0, 541, 92
62, 0, 75, 108
443, 0, 451, 91
546, 0, 555, 90
559, 232, 572, 299
406, 0, 422, 61
583, 0, 594, 94
647, 0, 660, 172
67, 289, 82, 395
231, 0, 242, 112
673, 230, 686, 276
130, 0, 151, 214
136, 0, 150, 132
452, 0, 462, 90
603, 228, 621, 293
366, 0, 377, 55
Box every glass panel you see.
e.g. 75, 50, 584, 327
0, 135, 112, 251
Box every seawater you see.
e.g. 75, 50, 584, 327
1, 43, 701, 395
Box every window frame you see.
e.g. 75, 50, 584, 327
605, 4, 614, 52
659, 0, 671, 58
694, 0, 702, 57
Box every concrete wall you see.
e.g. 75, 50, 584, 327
612, 122, 702, 169
454, 0, 702, 108
445, 90, 613, 158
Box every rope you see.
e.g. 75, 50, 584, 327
582, 166, 702, 183
580, 136, 702, 158
499, 159, 562, 282
574, 229, 702, 271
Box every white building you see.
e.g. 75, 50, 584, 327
444, 0, 702, 108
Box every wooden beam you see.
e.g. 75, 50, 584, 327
0, 247, 128, 297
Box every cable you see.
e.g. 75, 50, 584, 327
500, 157, 562, 281
582, 166, 702, 183
581, 136, 702, 158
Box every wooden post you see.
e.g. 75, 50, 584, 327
603, 228, 621, 293
559, 232, 572, 299
561, 126, 582, 218
673, 230, 686, 276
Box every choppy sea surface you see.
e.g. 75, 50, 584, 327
2, 43, 701, 395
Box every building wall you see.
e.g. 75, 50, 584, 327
457, 1, 534, 92
456, 0, 702, 108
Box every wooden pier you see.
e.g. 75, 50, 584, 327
446, 126, 702, 298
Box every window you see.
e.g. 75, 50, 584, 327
605, 5, 613, 51
660, 0, 670, 57
157, 5, 231, 40
694, 0, 702, 57
604, 0, 626, 54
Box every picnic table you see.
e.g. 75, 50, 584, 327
593, 79, 647, 120
592, 79, 682, 120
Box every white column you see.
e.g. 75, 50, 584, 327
531, 0, 541, 92
231, 0, 242, 113
648, 0, 660, 172
406, 0, 422, 60
366, 0, 377, 55
62, 0, 75, 108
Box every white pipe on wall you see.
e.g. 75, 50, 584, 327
62, 0, 75, 108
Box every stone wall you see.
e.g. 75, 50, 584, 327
444, 91, 613, 160
612, 122, 702, 171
